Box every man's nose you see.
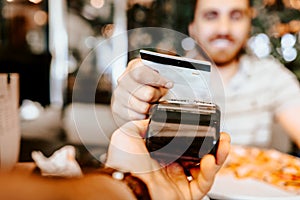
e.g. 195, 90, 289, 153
218, 17, 231, 34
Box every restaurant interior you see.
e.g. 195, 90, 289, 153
1, 0, 300, 172
0, 0, 202, 166
1, 0, 300, 199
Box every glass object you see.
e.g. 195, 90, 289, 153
0, 74, 20, 171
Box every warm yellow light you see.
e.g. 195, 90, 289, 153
90, 0, 105, 9
34, 10, 47, 26
28, 0, 43, 4
290, 0, 300, 9
102, 24, 114, 38
263, 0, 276, 6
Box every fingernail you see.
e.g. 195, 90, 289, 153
165, 81, 173, 89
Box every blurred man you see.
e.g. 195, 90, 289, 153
111, 0, 300, 148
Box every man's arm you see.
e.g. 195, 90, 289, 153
276, 105, 300, 148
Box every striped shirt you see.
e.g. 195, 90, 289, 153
221, 55, 300, 147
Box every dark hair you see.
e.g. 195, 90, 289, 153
188, 0, 197, 24
250, 0, 254, 7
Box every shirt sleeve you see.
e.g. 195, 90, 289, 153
270, 63, 300, 114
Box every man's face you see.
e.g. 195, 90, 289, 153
189, 0, 252, 66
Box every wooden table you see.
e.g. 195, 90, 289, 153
0, 162, 136, 200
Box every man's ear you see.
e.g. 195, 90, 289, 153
188, 22, 195, 39
249, 7, 257, 19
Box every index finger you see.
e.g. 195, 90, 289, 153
128, 59, 173, 88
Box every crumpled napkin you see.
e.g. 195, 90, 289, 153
31, 145, 83, 178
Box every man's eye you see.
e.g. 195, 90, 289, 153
203, 11, 218, 20
231, 11, 243, 20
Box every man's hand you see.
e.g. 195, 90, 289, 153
111, 59, 173, 126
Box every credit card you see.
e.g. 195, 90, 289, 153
140, 49, 212, 102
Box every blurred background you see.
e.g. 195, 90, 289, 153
0, 0, 299, 164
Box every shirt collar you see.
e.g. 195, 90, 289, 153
226, 55, 252, 91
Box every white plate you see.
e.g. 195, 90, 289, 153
208, 174, 300, 200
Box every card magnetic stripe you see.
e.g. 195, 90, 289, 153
140, 51, 210, 72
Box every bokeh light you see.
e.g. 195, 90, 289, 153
281, 33, 296, 48
248, 33, 271, 58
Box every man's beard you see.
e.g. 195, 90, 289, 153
207, 34, 243, 67
213, 51, 242, 67
209, 43, 245, 67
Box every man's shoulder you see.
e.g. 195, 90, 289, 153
239, 54, 299, 87
241, 54, 282, 68
240, 54, 288, 74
